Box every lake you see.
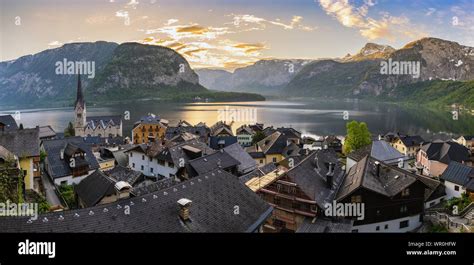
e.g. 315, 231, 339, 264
1, 99, 473, 140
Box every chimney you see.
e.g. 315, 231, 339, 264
177, 198, 192, 221
60, 148, 64, 160
374, 161, 380, 177
326, 163, 334, 189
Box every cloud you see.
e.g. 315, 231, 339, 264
126, 0, 139, 9
231, 14, 316, 31
425, 8, 437, 16
177, 25, 209, 34
47, 41, 63, 47
318, 0, 425, 41
233, 43, 266, 54
166, 19, 179, 25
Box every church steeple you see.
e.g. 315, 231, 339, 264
75, 74, 85, 108
74, 74, 86, 137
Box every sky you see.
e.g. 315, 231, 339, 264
1, 0, 473, 70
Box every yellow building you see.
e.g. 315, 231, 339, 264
132, 114, 167, 144
245, 131, 299, 166
0, 128, 41, 191
390, 135, 425, 158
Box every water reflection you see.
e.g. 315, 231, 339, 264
1, 100, 472, 140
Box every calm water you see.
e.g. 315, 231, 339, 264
1, 100, 473, 140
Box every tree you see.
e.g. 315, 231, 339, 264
251, 131, 266, 145
343, 121, 372, 155
64, 121, 75, 137
0, 157, 22, 203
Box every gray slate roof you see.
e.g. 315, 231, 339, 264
441, 161, 474, 190
0, 115, 18, 131
398, 135, 425, 147
86, 115, 122, 130
348, 141, 407, 164
0, 169, 272, 233
75, 170, 116, 207
337, 156, 422, 201
42, 137, 100, 179
131, 177, 178, 197
371, 140, 407, 164
296, 218, 353, 233
421, 141, 470, 164
285, 149, 345, 208
223, 143, 257, 174
105, 165, 143, 186
239, 163, 278, 183
39, 126, 56, 139
188, 150, 240, 177
0, 127, 39, 157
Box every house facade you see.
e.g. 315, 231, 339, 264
0, 127, 40, 191
390, 135, 425, 158
132, 113, 167, 144
455, 135, 474, 152
440, 161, 474, 200
236, 125, 255, 147
337, 156, 428, 233
416, 141, 471, 177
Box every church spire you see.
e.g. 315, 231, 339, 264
75, 74, 84, 108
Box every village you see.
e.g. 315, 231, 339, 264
0, 76, 473, 233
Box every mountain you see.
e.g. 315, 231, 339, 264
196, 59, 312, 95
0, 42, 263, 107
284, 38, 474, 98
342, 43, 395, 61
0, 41, 118, 105
88, 42, 206, 101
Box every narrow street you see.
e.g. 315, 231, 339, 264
40, 169, 62, 207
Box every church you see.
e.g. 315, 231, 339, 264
74, 75, 123, 137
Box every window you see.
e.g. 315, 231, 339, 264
272, 157, 277, 163
149, 157, 153, 162
273, 197, 281, 205
142, 155, 145, 160
351, 229, 358, 233
384, 224, 389, 230
150, 168, 154, 173
60, 180, 67, 186
454, 185, 460, 191
400, 205, 408, 213
130, 152, 133, 157
351, 195, 362, 203
399, 220, 409, 229
376, 226, 380, 231
401, 188, 410, 197
132, 163, 135, 168
141, 165, 144, 170
260, 159, 264, 164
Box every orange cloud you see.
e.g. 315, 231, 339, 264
177, 25, 209, 35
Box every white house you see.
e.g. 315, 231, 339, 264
440, 161, 474, 199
